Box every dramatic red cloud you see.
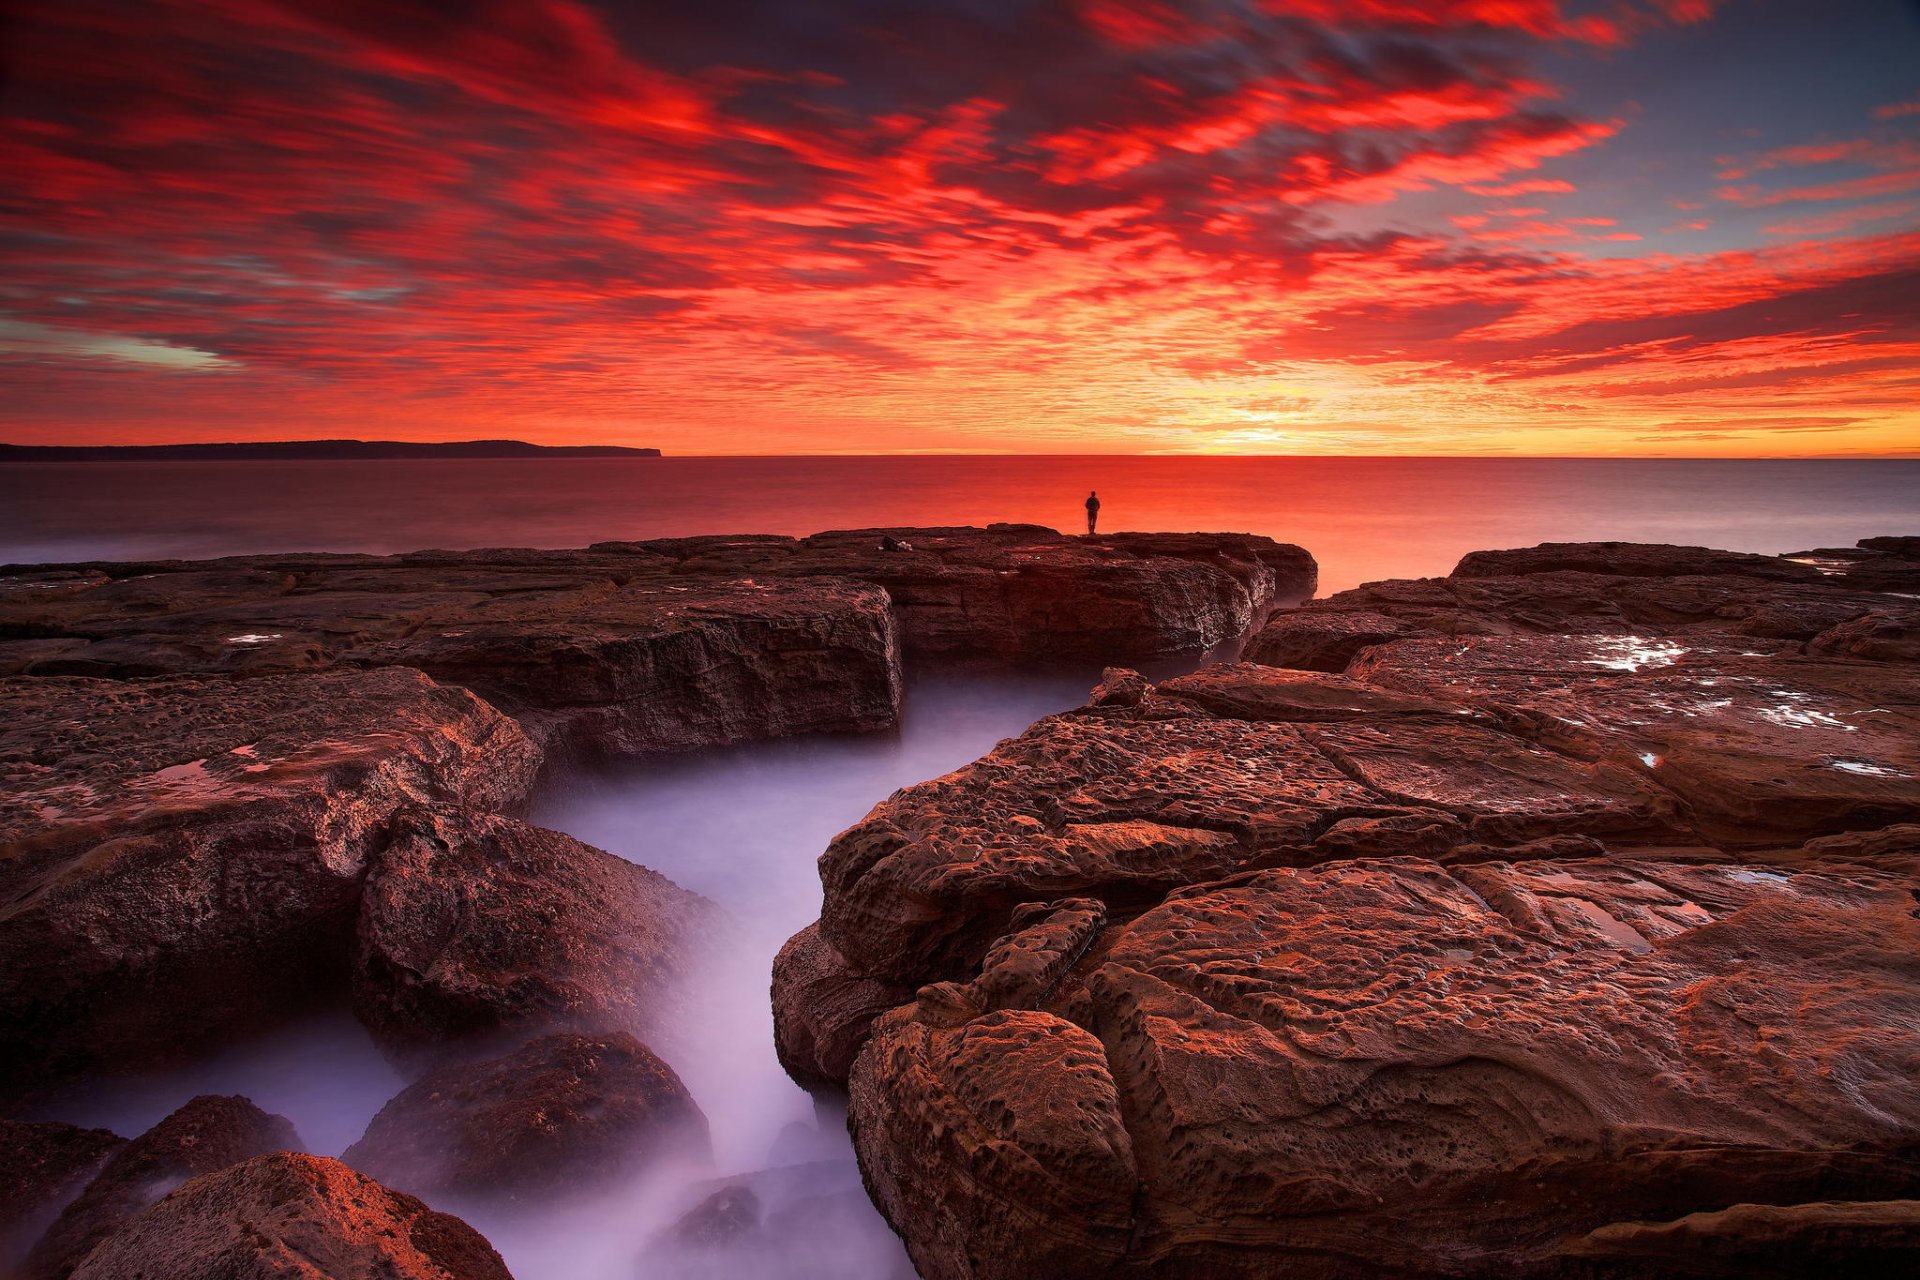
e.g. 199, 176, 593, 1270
0, 0, 1914, 455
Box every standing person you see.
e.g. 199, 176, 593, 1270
1085, 489, 1101, 536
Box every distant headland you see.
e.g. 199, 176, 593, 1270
0, 438, 662, 460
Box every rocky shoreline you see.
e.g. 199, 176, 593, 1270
0, 527, 1310, 1277
774, 535, 1920, 1280
5, 529, 1916, 1277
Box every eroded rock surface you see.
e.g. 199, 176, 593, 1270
0, 528, 1314, 757
64, 1153, 512, 1280
353, 810, 717, 1062
0, 1120, 124, 1265
343, 1032, 708, 1204
778, 539, 1920, 1280
23, 1095, 300, 1280
0, 670, 540, 1094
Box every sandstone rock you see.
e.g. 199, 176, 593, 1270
1346, 635, 1920, 845
1810, 610, 1920, 663
22, 1095, 300, 1280
811, 666, 1684, 989
343, 1032, 708, 1204
771, 923, 913, 1092
0, 1121, 124, 1265
851, 856, 1920, 1280
1452, 540, 1824, 581
1241, 608, 1416, 671
348, 577, 901, 757
780, 545, 1920, 1279
352, 810, 717, 1062
1, 529, 1313, 761
0, 670, 540, 1095
643, 1160, 916, 1280
64, 1152, 511, 1280
1563, 1199, 1920, 1272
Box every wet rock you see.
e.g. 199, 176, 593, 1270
771, 924, 913, 1093
22, 1095, 300, 1280
1810, 610, 1920, 663
0, 669, 540, 1095
343, 1032, 708, 1204
353, 810, 717, 1062
64, 1152, 512, 1280
1347, 635, 1920, 845
0, 1121, 124, 1265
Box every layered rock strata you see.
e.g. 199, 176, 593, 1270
0, 669, 541, 1092
776, 539, 1920, 1280
0, 528, 1314, 757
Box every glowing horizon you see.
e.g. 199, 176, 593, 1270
3, 1, 1918, 457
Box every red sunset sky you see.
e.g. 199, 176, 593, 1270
1, 0, 1917, 456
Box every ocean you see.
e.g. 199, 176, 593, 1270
4, 455, 1916, 593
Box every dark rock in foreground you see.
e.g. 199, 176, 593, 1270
344, 1032, 708, 1204
0, 669, 540, 1095
65, 1153, 513, 1280
23, 1095, 300, 1280
776, 538, 1920, 1280
353, 810, 718, 1063
0, 1121, 124, 1266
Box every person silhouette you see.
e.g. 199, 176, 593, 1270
1085, 489, 1101, 536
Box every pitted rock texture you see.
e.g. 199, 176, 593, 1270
64, 1153, 512, 1280
352, 810, 717, 1063
778, 540, 1920, 1280
22, 1095, 301, 1280
0, 669, 540, 1095
0, 1121, 124, 1265
343, 1032, 708, 1204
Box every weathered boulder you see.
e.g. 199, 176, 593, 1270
850, 855, 1920, 1280
64, 1153, 512, 1280
22, 1095, 300, 1280
0, 1121, 124, 1265
1810, 610, 1920, 663
0, 669, 539, 1095
343, 1032, 708, 1204
770, 923, 915, 1092
352, 810, 717, 1062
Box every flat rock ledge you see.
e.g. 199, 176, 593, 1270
774, 538, 1920, 1280
1, 526, 1313, 758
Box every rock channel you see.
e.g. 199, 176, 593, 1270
0, 527, 1306, 1276
774, 537, 1920, 1279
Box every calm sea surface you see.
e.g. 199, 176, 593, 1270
4, 456, 1916, 593
14, 455, 1919, 1280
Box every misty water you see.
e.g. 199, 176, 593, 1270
24, 671, 1105, 1279
9, 457, 1918, 1277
